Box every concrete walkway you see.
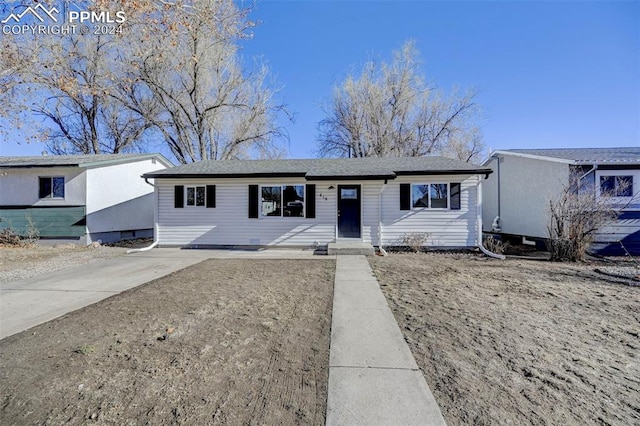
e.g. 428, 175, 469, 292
326, 255, 446, 425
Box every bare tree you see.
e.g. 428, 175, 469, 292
318, 40, 485, 162
120, 0, 288, 163
547, 172, 635, 261
1, 0, 287, 161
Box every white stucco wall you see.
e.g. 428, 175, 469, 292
0, 167, 86, 206
84, 159, 167, 237
482, 154, 569, 238
482, 157, 499, 233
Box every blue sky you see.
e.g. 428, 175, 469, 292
1, 0, 639, 160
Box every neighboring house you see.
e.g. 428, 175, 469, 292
141, 157, 493, 250
482, 147, 640, 255
0, 154, 172, 244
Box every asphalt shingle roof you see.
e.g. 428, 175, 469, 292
0, 153, 172, 168
505, 148, 640, 164
143, 156, 491, 179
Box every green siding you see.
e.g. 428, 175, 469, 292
0, 206, 86, 238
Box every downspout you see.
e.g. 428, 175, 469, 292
495, 154, 501, 219
577, 165, 597, 183
127, 177, 159, 254
477, 176, 506, 259
378, 179, 388, 256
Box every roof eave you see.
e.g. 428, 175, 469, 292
0, 164, 82, 169
486, 150, 576, 165
82, 154, 173, 169
142, 172, 308, 179
394, 169, 493, 176
305, 174, 397, 181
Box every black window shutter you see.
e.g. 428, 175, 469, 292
206, 185, 216, 208
400, 183, 411, 210
450, 183, 461, 210
305, 184, 316, 218
248, 185, 259, 218
39, 177, 50, 198
174, 185, 184, 208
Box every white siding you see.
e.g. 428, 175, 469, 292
85, 159, 168, 237
381, 175, 479, 247
156, 175, 480, 248
595, 169, 640, 209
594, 169, 640, 249
0, 167, 86, 206
157, 178, 337, 246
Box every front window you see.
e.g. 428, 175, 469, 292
412, 183, 448, 209
430, 184, 448, 208
261, 186, 282, 216
283, 185, 304, 217
600, 176, 633, 197
39, 176, 65, 198
262, 185, 304, 217
186, 186, 205, 206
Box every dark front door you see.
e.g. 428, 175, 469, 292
337, 185, 361, 238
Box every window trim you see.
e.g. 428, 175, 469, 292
599, 175, 633, 198
185, 185, 206, 207
259, 184, 306, 218
39, 176, 65, 199
411, 183, 450, 210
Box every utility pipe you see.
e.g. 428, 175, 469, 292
477, 177, 506, 259
127, 240, 158, 254
377, 180, 388, 256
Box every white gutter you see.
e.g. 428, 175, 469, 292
577, 164, 597, 182
485, 150, 575, 165
477, 176, 506, 259
378, 180, 388, 256
127, 177, 159, 254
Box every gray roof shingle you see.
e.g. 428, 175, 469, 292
505, 147, 640, 164
143, 156, 491, 179
0, 153, 172, 168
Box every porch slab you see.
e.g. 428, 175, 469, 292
327, 240, 375, 255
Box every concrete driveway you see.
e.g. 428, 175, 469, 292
0, 248, 321, 340
0, 249, 216, 340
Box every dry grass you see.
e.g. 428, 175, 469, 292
370, 253, 640, 425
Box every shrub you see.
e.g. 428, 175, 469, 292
398, 232, 431, 253
483, 235, 509, 255
0, 216, 40, 246
0, 227, 22, 246
547, 172, 633, 262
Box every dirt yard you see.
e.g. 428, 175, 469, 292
0, 244, 126, 282
370, 253, 640, 426
0, 258, 335, 425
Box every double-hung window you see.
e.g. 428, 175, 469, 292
186, 186, 206, 207
600, 175, 633, 197
412, 183, 449, 209
261, 185, 304, 217
39, 177, 65, 199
